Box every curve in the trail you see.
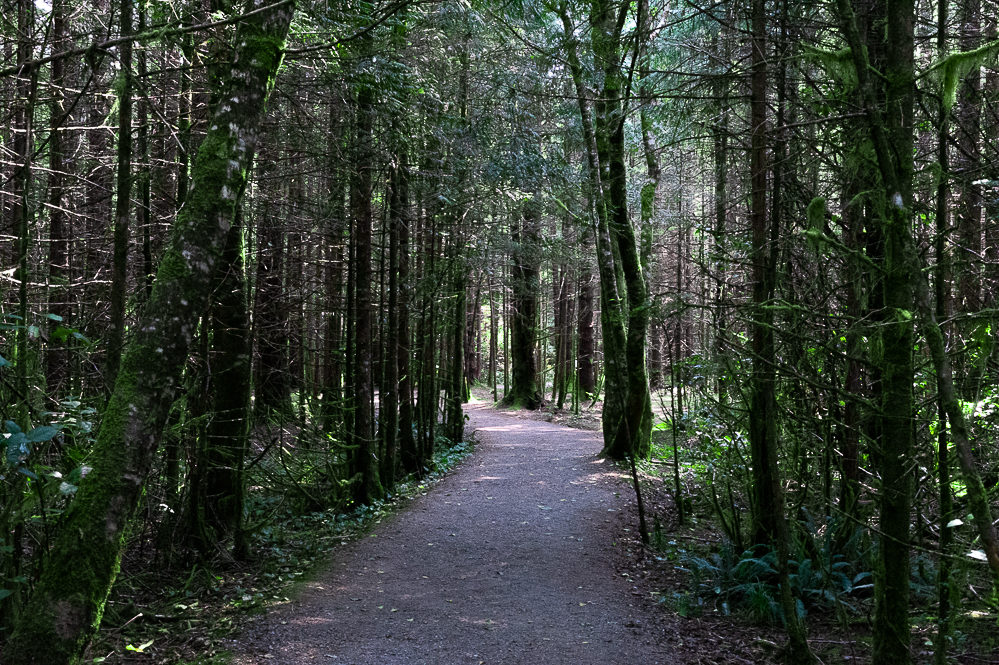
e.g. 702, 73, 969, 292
231, 402, 671, 665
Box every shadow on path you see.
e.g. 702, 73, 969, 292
231, 402, 673, 664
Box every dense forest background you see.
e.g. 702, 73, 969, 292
1, 0, 998, 662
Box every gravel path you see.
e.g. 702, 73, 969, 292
231, 402, 674, 664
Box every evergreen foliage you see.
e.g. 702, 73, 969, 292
0, 0, 997, 661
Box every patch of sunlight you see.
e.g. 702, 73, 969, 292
479, 424, 527, 432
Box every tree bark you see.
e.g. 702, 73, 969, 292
589, 0, 652, 458
46, 0, 69, 393
954, 0, 982, 318
11, 0, 36, 409
194, 212, 252, 557
503, 200, 543, 410
556, 3, 627, 449
349, 27, 383, 504
1, 3, 295, 660
107, 0, 133, 388
576, 236, 596, 397
835, 1, 917, 661
253, 159, 293, 419
396, 149, 415, 474
746, 0, 814, 659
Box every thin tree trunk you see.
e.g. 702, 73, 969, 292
746, 0, 813, 658
576, 234, 596, 397
194, 212, 252, 557
933, 7, 954, 658
445, 254, 467, 442
46, 0, 69, 392
396, 148, 415, 474
12, 0, 36, 409
381, 138, 402, 488
107, 0, 133, 387
489, 268, 499, 402
954, 0, 982, 320
349, 28, 383, 504
137, 0, 153, 301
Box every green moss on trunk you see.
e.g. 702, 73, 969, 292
1, 2, 295, 661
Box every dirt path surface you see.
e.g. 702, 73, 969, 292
231, 402, 675, 664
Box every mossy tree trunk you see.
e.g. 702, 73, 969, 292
1, 2, 295, 661
556, 3, 627, 446
590, 0, 652, 459
835, 0, 916, 661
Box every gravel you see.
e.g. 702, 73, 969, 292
230, 401, 677, 665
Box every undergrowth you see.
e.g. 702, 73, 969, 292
88, 436, 475, 664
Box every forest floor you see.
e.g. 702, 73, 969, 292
88, 396, 994, 664
229, 400, 679, 664
225, 398, 862, 665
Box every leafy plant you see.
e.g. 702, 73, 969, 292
679, 544, 781, 623
678, 533, 875, 626
3, 420, 59, 481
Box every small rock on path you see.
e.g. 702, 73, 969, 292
230, 402, 675, 664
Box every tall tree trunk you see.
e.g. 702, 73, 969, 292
445, 253, 467, 442
934, 6, 955, 659
107, 0, 133, 388
253, 165, 293, 419
711, 40, 729, 404
190, 213, 252, 558
11, 0, 36, 410
349, 29, 383, 504
137, 0, 153, 302
835, 1, 917, 661
591, 0, 652, 458
556, 3, 627, 449
381, 139, 403, 488
396, 150, 415, 474
954, 0, 982, 321
1, 3, 295, 660
746, 0, 814, 659
503, 200, 542, 409
46, 0, 69, 393
576, 234, 596, 397
839, 173, 863, 520
489, 269, 500, 401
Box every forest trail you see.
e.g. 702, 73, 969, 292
230, 401, 674, 664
